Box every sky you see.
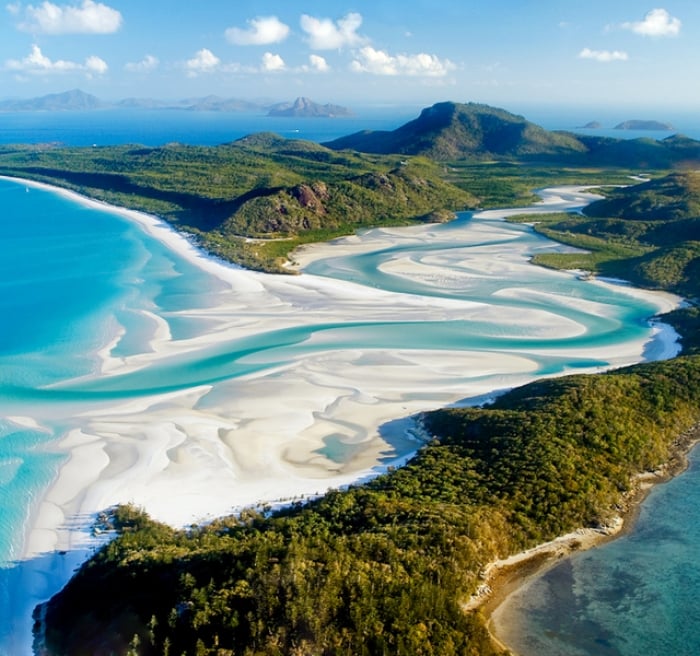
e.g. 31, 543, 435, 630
0, 1, 699, 113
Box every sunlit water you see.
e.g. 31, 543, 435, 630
0, 176, 683, 654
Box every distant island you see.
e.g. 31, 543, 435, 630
579, 121, 603, 129
0, 88, 107, 112
614, 119, 674, 131
267, 97, 353, 118
0, 89, 352, 116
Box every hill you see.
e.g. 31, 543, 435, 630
513, 171, 700, 299
585, 170, 700, 221
36, 352, 700, 655
0, 89, 347, 114
614, 120, 674, 131
0, 136, 476, 272
324, 101, 700, 168
324, 101, 586, 160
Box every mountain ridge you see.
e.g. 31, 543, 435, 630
0, 89, 349, 115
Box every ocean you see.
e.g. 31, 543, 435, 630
0, 105, 698, 148
0, 108, 697, 654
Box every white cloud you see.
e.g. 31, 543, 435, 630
309, 54, 329, 72
85, 53, 107, 74
18, 0, 122, 34
350, 46, 455, 76
578, 47, 628, 62
125, 54, 159, 73
5, 43, 107, 74
225, 15, 289, 46
622, 8, 681, 37
261, 51, 285, 72
185, 48, 220, 76
6, 2, 21, 15
300, 12, 365, 50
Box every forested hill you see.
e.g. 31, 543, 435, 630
324, 101, 586, 160
324, 101, 700, 167
515, 171, 700, 300
0, 136, 475, 272
36, 355, 700, 656
585, 170, 700, 221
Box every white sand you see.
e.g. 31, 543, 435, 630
0, 178, 683, 653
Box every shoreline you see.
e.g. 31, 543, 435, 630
0, 175, 684, 654
476, 422, 700, 655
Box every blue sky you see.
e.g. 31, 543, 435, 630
0, 1, 698, 112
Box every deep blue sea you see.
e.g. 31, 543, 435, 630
0, 107, 421, 147
0, 107, 698, 654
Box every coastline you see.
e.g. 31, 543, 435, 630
0, 176, 684, 654
477, 422, 700, 655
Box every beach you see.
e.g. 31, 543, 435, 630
0, 178, 682, 654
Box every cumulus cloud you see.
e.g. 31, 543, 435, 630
125, 54, 159, 73
5, 43, 107, 74
261, 51, 285, 72
185, 48, 220, 76
622, 8, 681, 37
578, 47, 628, 62
350, 46, 455, 76
17, 0, 122, 34
225, 15, 289, 46
85, 53, 107, 74
300, 12, 365, 49
309, 54, 329, 72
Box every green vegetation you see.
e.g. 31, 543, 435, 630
2, 102, 696, 274
443, 163, 647, 208
0, 137, 475, 272
324, 102, 587, 160
512, 172, 700, 299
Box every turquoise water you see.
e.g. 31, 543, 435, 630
0, 173, 682, 654
495, 448, 700, 655
0, 179, 225, 560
